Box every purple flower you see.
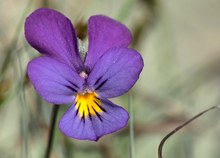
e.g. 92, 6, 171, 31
25, 8, 144, 141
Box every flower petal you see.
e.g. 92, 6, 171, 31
87, 47, 144, 98
25, 8, 83, 71
59, 98, 129, 141
84, 15, 132, 71
27, 57, 84, 104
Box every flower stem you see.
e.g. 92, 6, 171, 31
42, 0, 49, 7
45, 104, 59, 158
158, 105, 220, 158
128, 93, 135, 158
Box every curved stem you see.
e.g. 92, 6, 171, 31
45, 105, 59, 158
158, 105, 220, 158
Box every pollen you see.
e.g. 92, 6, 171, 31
75, 92, 103, 118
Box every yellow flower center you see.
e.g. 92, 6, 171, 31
75, 92, 103, 118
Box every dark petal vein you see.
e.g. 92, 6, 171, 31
75, 102, 80, 117
67, 79, 79, 89
95, 79, 108, 90
87, 104, 92, 120
94, 77, 102, 85
92, 106, 102, 121
81, 110, 85, 123
65, 85, 77, 92
93, 100, 106, 113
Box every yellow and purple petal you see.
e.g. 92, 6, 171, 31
87, 47, 144, 98
25, 8, 83, 71
27, 57, 85, 104
59, 97, 129, 141
84, 15, 132, 71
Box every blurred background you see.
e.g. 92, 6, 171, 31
1, 0, 220, 158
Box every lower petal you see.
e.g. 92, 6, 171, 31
59, 99, 129, 141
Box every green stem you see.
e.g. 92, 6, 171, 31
42, 0, 49, 7
45, 105, 59, 158
128, 93, 135, 158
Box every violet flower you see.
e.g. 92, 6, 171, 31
25, 8, 144, 141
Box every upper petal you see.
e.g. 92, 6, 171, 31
25, 8, 83, 72
84, 15, 132, 72
87, 47, 144, 98
59, 98, 129, 141
27, 56, 85, 104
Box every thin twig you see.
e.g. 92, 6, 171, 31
45, 105, 60, 158
158, 105, 220, 158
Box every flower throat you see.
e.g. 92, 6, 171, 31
75, 92, 103, 119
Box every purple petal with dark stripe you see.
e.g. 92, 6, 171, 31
27, 57, 85, 104
87, 47, 144, 98
84, 15, 132, 72
25, 8, 83, 71
59, 99, 129, 141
